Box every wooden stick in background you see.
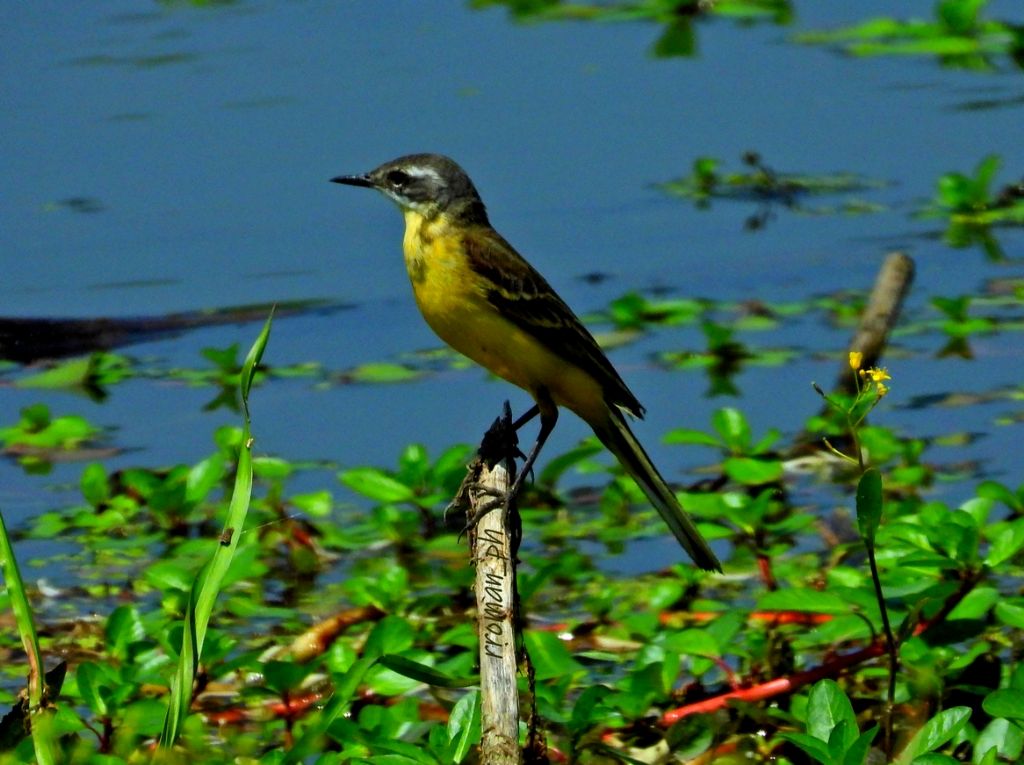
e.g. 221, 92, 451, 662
835, 251, 915, 395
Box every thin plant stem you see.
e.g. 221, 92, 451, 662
866, 541, 897, 756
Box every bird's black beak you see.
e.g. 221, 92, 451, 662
330, 173, 374, 188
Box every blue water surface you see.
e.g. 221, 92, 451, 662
2, 1, 1022, 573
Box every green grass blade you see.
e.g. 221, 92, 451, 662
157, 312, 272, 752
0, 511, 57, 765
377, 653, 478, 688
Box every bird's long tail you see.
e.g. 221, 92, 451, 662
592, 407, 722, 572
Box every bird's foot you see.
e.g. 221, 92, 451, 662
456, 484, 511, 540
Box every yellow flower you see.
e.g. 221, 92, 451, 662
876, 383, 889, 397
848, 351, 863, 371
865, 367, 891, 383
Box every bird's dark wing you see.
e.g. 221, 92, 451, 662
461, 227, 644, 417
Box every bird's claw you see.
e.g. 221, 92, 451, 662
456, 483, 511, 540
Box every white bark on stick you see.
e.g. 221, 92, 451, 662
470, 459, 521, 765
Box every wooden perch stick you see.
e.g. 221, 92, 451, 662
450, 405, 522, 765
471, 459, 520, 765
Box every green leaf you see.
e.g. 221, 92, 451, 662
345, 362, 421, 384
856, 468, 883, 547
938, 173, 971, 208
985, 517, 1024, 567
932, 296, 970, 322
663, 628, 719, 657
935, 510, 980, 563
263, 660, 311, 694
105, 606, 144, 660
446, 689, 481, 763
663, 428, 723, 448
252, 456, 293, 481
751, 428, 782, 454
363, 616, 415, 656
723, 456, 784, 485
845, 725, 879, 765
652, 18, 696, 58
361, 755, 431, 765
377, 654, 476, 689
712, 407, 751, 451
607, 291, 648, 327
74, 662, 109, 716
694, 156, 719, 179
15, 357, 95, 390
971, 154, 1001, 197
569, 685, 614, 733
909, 755, 959, 765
982, 689, 1024, 721
290, 490, 334, 518
22, 403, 51, 429
977, 480, 1024, 512
974, 717, 1024, 764
994, 601, 1024, 629
757, 589, 851, 614
807, 680, 857, 749
1012, 664, 1024, 690
938, 0, 984, 33
777, 732, 833, 764
828, 721, 852, 764
647, 579, 685, 611
339, 467, 416, 503
241, 315, 272, 399
0, 406, 98, 450
80, 463, 109, 507
145, 560, 195, 593
947, 587, 998, 620
202, 343, 239, 373
398, 443, 430, 480
897, 707, 971, 763
524, 630, 584, 680
185, 454, 226, 505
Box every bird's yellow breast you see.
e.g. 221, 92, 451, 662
401, 211, 479, 310
399, 210, 606, 419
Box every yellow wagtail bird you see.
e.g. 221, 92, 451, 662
331, 154, 721, 571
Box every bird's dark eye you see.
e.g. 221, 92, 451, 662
386, 169, 410, 187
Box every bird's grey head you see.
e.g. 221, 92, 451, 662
331, 153, 488, 223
